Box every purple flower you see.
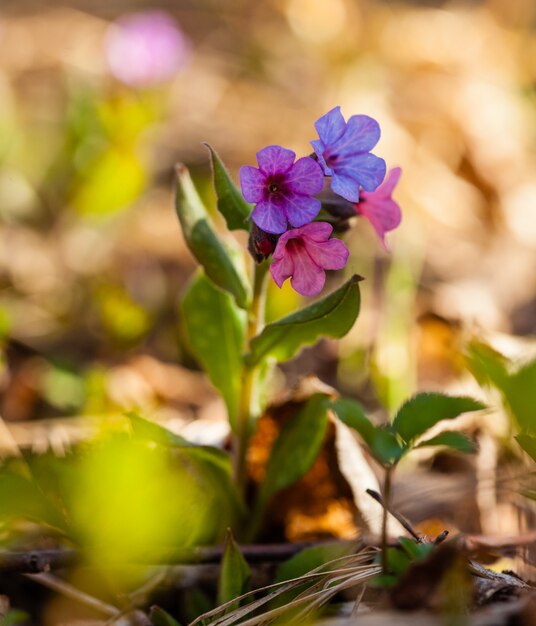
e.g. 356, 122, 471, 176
270, 222, 349, 296
356, 167, 402, 250
311, 106, 386, 203
240, 145, 324, 234
105, 11, 189, 88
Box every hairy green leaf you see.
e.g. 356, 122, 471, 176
174, 164, 249, 308
392, 393, 485, 444
181, 272, 245, 430
205, 143, 251, 231
218, 529, 251, 607
247, 275, 362, 367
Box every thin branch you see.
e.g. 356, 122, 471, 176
366, 488, 422, 542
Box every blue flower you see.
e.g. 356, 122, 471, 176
311, 106, 386, 203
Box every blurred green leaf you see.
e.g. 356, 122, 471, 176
2, 609, 30, 626
467, 340, 536, 433
247, 275, 362, 367
416, 431, 476, 454
127, 412, 231, 472
205, 144, 251, 231
392, 393, 485, 444
275, 541, 354, 583
0, 469, 68, 533
258, 394, 330, 506
218, 528, 250, 607
465, 340, 510, 390
181, 271, 246, 430
516, 434, 536, 463
149, 606, 183, 626
175, 164, 249, 309
330, 397, 403, 465
506, 359, 536, 433
96, 284, 151, 344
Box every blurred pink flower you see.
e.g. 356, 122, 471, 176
105, 11, 189, 88
356, 167, 402, 249
270, 222, 349, 296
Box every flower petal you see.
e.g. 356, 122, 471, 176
331, 172, 360, 203
270, 253, 294, 288
314, 107, 346, 146
335, 153, 386, 193
375, 167, 402, 197
240, 165, 265, 203
331, 115, 381, 156
286, 157, 324, 195
311, 139, 332, 175
299, 221, 333, 242
251, 198, 288, 234
290, 245, 325, 296
283, 194, 321, 228
304, 237, 349, 270
256, 145, 295, 176
359, 198, 401, 250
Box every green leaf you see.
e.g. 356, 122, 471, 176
416, 431, 476, 454
331, 397, 403, 465
0, 469, 69, 533
506, 359, 536, 433
259, 394, 330, 505
127, 413, 243, 525
174, 164, 249, 308
181, 272, 245, 430
465, 340, 510, 390
127, 412, 231, 471
275, 541, 355, 583
205, 143, 251, 231
392, 393, 485, 444
247, 275, 362, 367
149, 606, 183, 626
516, 434, 536, 463
218, 528, 251, 607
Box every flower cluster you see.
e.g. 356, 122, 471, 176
240, 107, 402, 296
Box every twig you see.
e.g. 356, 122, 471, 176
25, 572, 120, 617
366, 488, 422, 542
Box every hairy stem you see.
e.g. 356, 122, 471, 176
381, 466, 393, 576
234, 261, 269, 492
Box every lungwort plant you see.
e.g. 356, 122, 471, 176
175, 107, 401, 507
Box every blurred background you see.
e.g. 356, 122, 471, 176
0, 0, 536, 540
1, 0, 535, 425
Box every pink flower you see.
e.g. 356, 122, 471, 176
270, 222, 349, 297
105, 11, 189, 88
356, 167, 402, 249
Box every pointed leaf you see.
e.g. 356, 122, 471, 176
507, 359, 536, 433
331, 397, 404, 465
127, 412, 231, 471
174, 164, 249, 308
416, 431, 476, 454
259, 394, 330, 505
205, 143, 251, 231
218, 529, 251, 607
246, 275, 362, 367
516, 434, 536, 463
181, 271, 245, 430
392, 393, 485, 444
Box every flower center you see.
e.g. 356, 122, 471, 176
268, 182, 280, 193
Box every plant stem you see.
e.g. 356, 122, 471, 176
381, 466, 393, 576
234, 261, 269, 493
